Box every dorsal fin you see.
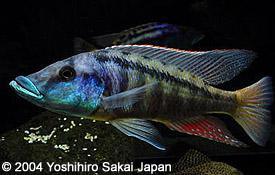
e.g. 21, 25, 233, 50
106, 45, 256, 85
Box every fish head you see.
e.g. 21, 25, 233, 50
9, 53, 105, 117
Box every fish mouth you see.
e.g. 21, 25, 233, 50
9, 76, 43, 100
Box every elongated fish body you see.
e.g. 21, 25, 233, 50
10, 45, 272, 150
112, 22, 181, 45
110, 22, 204, 48
91, 50, 235, 122
74, 22, 204, 53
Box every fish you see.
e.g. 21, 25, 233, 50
170, 149, 243, 175
10, 45, 272, 150
74, 22, 204, 53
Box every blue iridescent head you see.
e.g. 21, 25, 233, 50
10, 53, 105, 117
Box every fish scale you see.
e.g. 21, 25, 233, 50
93, 50, 236, 120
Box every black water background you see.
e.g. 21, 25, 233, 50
0, 1, 275, 174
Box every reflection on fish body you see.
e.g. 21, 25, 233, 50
10, 45, 272, 150
74, 22, 204, 53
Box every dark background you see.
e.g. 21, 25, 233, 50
0, 0, 275, 174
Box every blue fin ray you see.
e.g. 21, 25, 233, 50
111, 119, 166, 150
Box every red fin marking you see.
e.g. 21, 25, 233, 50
166, 116, 247, 147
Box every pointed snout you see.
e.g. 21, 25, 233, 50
9, 76, 43, 99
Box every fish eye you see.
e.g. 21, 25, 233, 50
59, 66, 76, 81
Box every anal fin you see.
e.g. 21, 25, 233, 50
165, 116, 247, 147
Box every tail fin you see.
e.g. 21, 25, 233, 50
234, 77, 273, 146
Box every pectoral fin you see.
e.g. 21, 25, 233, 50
102, 82, 157, 110
111, 119, 166, 150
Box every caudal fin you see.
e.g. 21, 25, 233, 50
234, 77, 273, 146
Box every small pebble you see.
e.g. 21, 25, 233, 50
23, 128, 56, 144
71, 121, 76, 126
84, 133, 97, 142
63, 128, 70, 132
30, 126, 42, 130
54, 144, 70, 152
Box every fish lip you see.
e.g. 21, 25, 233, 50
9, 76, 43, 100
